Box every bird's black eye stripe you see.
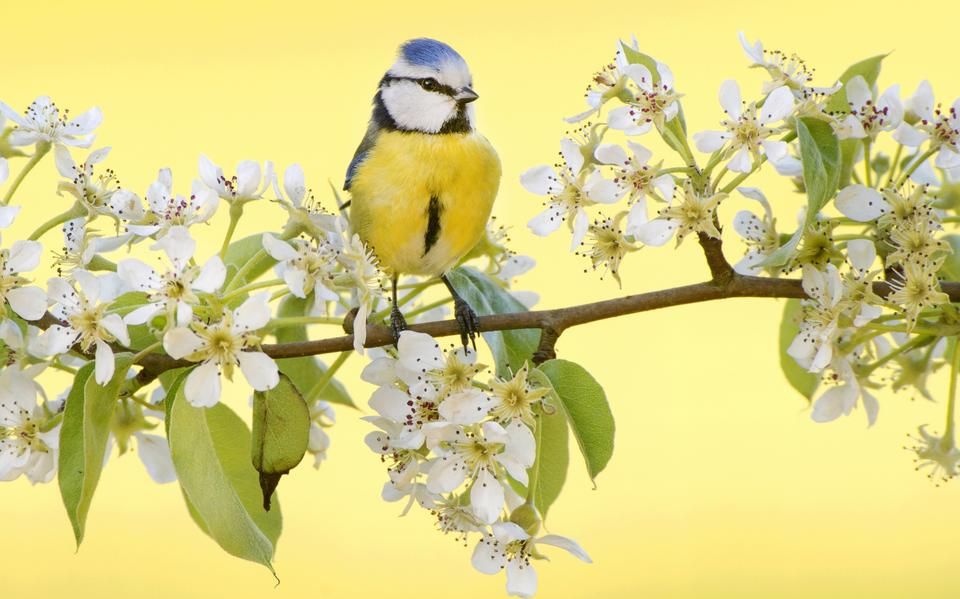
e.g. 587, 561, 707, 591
381, 75, 458, 97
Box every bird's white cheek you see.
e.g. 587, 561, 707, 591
382, 84, 456, 133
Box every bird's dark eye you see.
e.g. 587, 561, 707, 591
419, 78, 440, 91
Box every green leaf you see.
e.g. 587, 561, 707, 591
526, 370, 570, 518
273, 295, 354, 407
446, 266, 540, 377
620, 43, 659, 81
779, 299, 819, 401
824, 54, 888, 115
534, 411, 568, 518
761, 117, 840, 268
252, 374, 311, 511
168, 383, 282, 573
223, 233, 275, 290
536, 360, 614, 484
58, 353, 135, 546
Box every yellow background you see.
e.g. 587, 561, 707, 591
2, 0, 958, 597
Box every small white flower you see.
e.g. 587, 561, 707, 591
522, 138, 623, 249
42, 270, 130, 385
426, 420, 535, 524
810, 356, 879, 426
894, 83, 960, 170
833, 76, 902, 140
0, 213, 47, 321
594, 141, 675, 203
0, 96, 102, 148
262, 233, 339, 315
787, 264, 844, 373
472, 521, 592, 598
162, 293, 279, 408
54, 146, 144, 222
337, 233, 383, 353
272, 163, 339, 237
198, 155, 274, 204
731, 187, 779, 274
606, 61, 680, 135
693, 81, 794, 173
0, 364, 59, 484
117, 226, 226, 328
127, 168, 219, 238
53, 217, 132, 274
566, 38, 643, 123
631, 179, 724, 247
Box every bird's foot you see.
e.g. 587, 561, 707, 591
453, 297, 480, 350
390, 304, 408, 346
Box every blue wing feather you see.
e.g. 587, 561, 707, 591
344, 124, 379, 191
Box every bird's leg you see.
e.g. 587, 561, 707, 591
390, 275, 407, 345
440, 274, 480, 350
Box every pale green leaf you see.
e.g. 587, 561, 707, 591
824, 54, 888, 114
537, 359, 615, 483
58, 353, 135, 546
223, 233, 276, 291
446, 266, 540, 377
168, 380, 282, 573
525, 371, 571, 519
779, 299, 819, 401
761, 117, 840, 268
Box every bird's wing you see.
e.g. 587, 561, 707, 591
343, 123, 379, 191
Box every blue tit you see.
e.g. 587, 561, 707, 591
344, 38, 501, 347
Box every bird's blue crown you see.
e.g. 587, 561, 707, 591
399, 38, 465, 69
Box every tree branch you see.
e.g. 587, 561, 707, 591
33, 249, 960, 389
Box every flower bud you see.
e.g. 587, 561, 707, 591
509, 503, 542, 536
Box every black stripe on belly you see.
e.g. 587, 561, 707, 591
423, 195, 442, 256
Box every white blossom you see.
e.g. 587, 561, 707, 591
199, 155, 274, 204
127, 168, 219, 239
0, 96, 101, 148
522, 138, 623, 249
162, 293, 279, 407
693, 81, 794, 173
0, 212, 46, 321
42, 270, 130, 385
606, 61, 680, 135
117, 226, 226, 328
0, 364, 59, 483
262, 233, 339, 315
472, 521, 591, 598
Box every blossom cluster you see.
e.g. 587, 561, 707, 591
522, 33, 960, 483
361, 331, 590, 597
0, 95, 534, 490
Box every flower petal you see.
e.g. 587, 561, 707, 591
835, 185, 889, 221
537, 534, 592, 563
470, 468, 505, 524
134, 432, 177, 483
184, 360, 222, 408
718, 80, 742, 120
238, 351, 280, 391
6, 286, 46, 321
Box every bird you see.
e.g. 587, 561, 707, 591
344, 38, 501, 348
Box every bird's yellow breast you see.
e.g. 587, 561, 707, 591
349, 130, 501, 276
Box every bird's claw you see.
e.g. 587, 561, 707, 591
390, 304, 408, 346
453, 298, 480, 350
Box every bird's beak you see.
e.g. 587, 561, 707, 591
454, 86, 479, 104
